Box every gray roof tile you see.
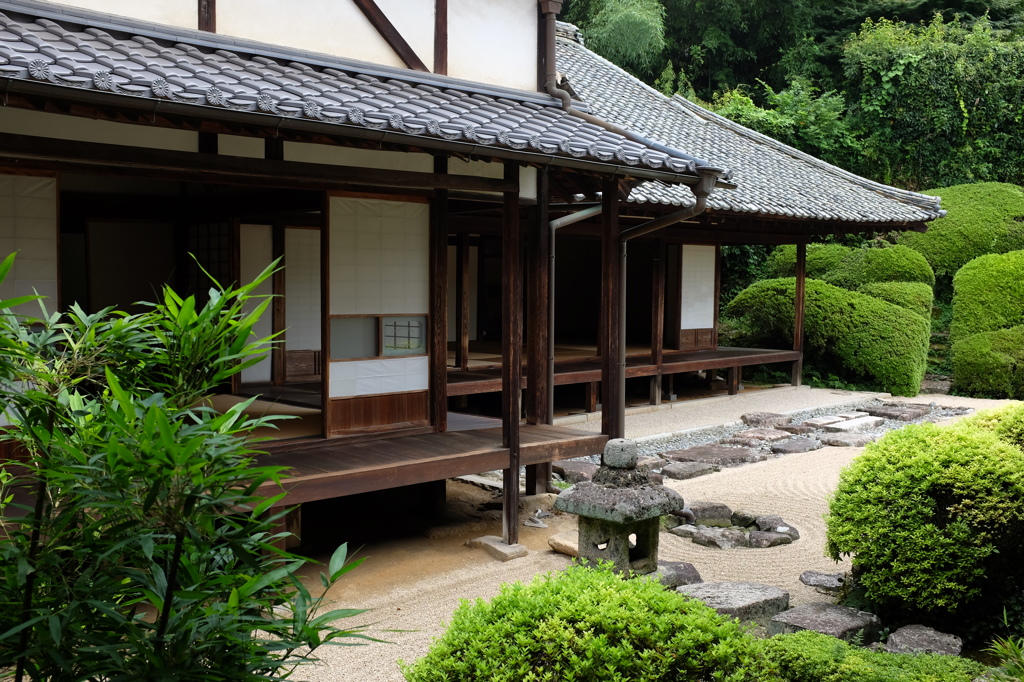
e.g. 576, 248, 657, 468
0, 0, 708, 180
556, 23, 942, 224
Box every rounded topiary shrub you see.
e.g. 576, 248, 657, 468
761, 630, 986, 682
899, 182, 1024, 279
763, 244, 853, 280
725, 278, 929, 395
401, 564, 774, 682
949, 250, 1024, 344
825, 420, 1024, 639
858, 282, 934, 320
858, 244, 935, 288
951, 326, 1024, 398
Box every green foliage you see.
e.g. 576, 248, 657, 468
950, 249, 1024, 344
844, 17, 1024, 190
899, 182, 1024, 280
762, 244, 933, 291
401, 563, 776, 682
951, 326, 1024, 398
825, 417, 1024, 639
0, 259, 371, 680
857, 282, 933, 319
762, 630, 986, 682
763, 244, 854, 280
564, 0, 667, 76
726, 278, 929, 394
858, 244, 935, 287
719, 244, 773, 304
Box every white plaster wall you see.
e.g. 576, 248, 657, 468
328, 355, 428, 398
218, 135, 265, 159
285, 229, 321, 351
0, 176, 58, 309
680, 245, 716, 329
446, 244, 478, 342
285, 143, 433, 173
448, 159, 538, 201
218, 0, 433, 70
239, 224, 274, 384
0, 107, 197, 152
448, 0, 537, 91
37, 0, 195, 29
329, 197, 429, 316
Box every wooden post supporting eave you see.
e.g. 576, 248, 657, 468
600, 178, 624, 442
454, 233, 469, 371
525, 168, 551, 495
792, 241, 806, 385
430, 156, 449, 433
649, 240, 665, 405
501, 162, 523, 545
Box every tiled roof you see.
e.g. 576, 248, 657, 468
556, 24, 943, 224
0, 1, 707, 180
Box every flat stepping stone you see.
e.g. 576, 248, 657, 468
771, 438, 823, 454
821, 434, 876, 447
803, 416, 845, 427
662, 461, 719, 480
664, 444, 762, 465
883, 624, 962, 656
655, 560, 703, 588
718, 437, 765, 448
866, 404, 931, 421
748, 531, 793, 548
769, 602, 882, 642
778, 424, 816, 435
693, 528, 748, 549
822, 416, 884, 433
636, 455, 666, 471
836, 411, 869, 419
552, 460, 598, 483
679, 582, 790, 625
799, 570, 846, 593
740, 412, 792, 428
547, 530, 579, 557
467, 535, 528, 562
733, 428, 792, 442
688, 500, 733, 527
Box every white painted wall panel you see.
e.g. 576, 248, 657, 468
285, 143, 433, 173
449, 0, 537, 91
218, 135, 265, 159
285, 229, 321, 351
328, 356, 428, 398
0, 107, 197, 152
680, 245, 716, 329
37, 0, 195, 29
239, 225, 274, 384
0, 175, 58, 309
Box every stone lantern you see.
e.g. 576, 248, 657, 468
555, 439, 684, 574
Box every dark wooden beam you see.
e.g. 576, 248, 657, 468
198, 131, 218, 155
198, 0, 215, 32
271, 222, 287, 387
430, 156, 449, 433
455, 233, 470, 371
600, 181, 623, 441
524, 170, 551, 496
649, 240, 665, 405
501, 161, 522, 546
792, 241, 806, 386
434, 0, 448, 75
0, 132, 518, 193
320, 194, 332, 439
352, 0, 430, 72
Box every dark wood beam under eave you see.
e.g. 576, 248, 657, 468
434, 0, 448, 75
352, 0, 430, 72
198, 0, 215, 32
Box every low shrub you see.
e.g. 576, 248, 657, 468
858, 282, 934, 319
763, 244, 853, 280
762, 630, 987, 682
950, 250, 1024, 344
726, 278, 929, 395
401, 564, 775, 682
825, 419, 1024, 640
959, 401, 1024, 450
858, 245, 935, 288
899, 182, 1024, 280
951, 326, 1024, 398
764, 244, 934, 291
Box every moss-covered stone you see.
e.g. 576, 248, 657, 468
726, 278, 929, 395
951, 325, 1024, 398
858, 282, 934, 319
950, 249, 1024, 344
899, 181, 1024, 278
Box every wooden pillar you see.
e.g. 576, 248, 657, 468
198, 0, 216, 32
792, 241, 806, 385
501, 162, 523, 545
649, 240, 665, 405
271, 222, 286, 386
430, 156, 449, 433
319, 194, 332, 440
433, 0, 448, 75
600, 178, 624, 441
525, 170, 551, 495
454, 234, 470, 371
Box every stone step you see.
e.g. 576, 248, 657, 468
679, 582, 790, 626
821, 416, 884, 432
769, 602, 881, 643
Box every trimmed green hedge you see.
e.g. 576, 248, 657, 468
950, 250, 1024, 344
401, 564, 773, 681
899, 182, 1024, 279
858, 245, 935, 288
857, 282, 934, 320
763, 244, 934, 290
951, 326, 1024, 398
764, 244, 853, 280
725, 278, 929, 395
826, 413, 1024, 639
762, 630, 986, 682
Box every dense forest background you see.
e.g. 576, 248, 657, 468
562, 0, 1024, 191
